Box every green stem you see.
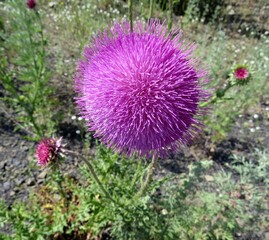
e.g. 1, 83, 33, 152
25, 18, 38, 78
149, 0, 154, 19
135, 154, 157, 199
130, 158, 142, 188
128, 0, 133, 32
201, 82, 234, 107
200, 95, 217, 107
29, 113, 42, 137
168, 0, 173, 31
66, 150, 119, 206
35, 10, 45, 78
31, 9, 46, 110
54, 167, 69, 209
24, 9, 44, 137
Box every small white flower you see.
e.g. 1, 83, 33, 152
256, 126, 261, 130
253, 114, 259, 119
71, 115, 76, 120
250, 128, 255, 133
76, 130, 81, 134
78, 117, 83, 121
161, 209, 168, 215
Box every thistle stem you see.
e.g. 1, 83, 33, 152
128, 0, 133, 32
65, 150, 118, 205
201, 82, 233, 107
149, 0, 154, 19
168, 0, 173, 31
135, 154, 157, 199
54, 167, 69, 209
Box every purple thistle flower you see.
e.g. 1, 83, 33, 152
75, 20, 209, 157
230, 64, 251, 86
26, 0, 36, 9
36, 137, 63, 166
234, 67, 249, 80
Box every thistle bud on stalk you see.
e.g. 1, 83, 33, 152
26, 0, 36, 9
36, 137, 64, 166
230, 64, 252, 86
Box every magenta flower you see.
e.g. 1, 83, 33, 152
234, 67, 249, 80
75, 20, 209, 157
230, 64, 251, 85
26, 0, 36, 9
36, 137, 63, 166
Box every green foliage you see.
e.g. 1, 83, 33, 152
231, 150, 269, 186
2, 147, 268, 239
40, 0, 126, 48
0, 1, 269, 239
192, 24, 269, 140
0, 200, 49, 240
0, 0, 57, 140
75, 145, 170, 239
181, 0, 224, 26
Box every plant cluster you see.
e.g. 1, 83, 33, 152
0, 0, 268, 239
0, 0, 57, 140
1, 146, 268, 239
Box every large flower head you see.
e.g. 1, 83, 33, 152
75, 20, 209, 157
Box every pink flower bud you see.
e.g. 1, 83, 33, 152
234, 67, 249, 80
27, 0, 36, 9
36, 137, 63, 166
